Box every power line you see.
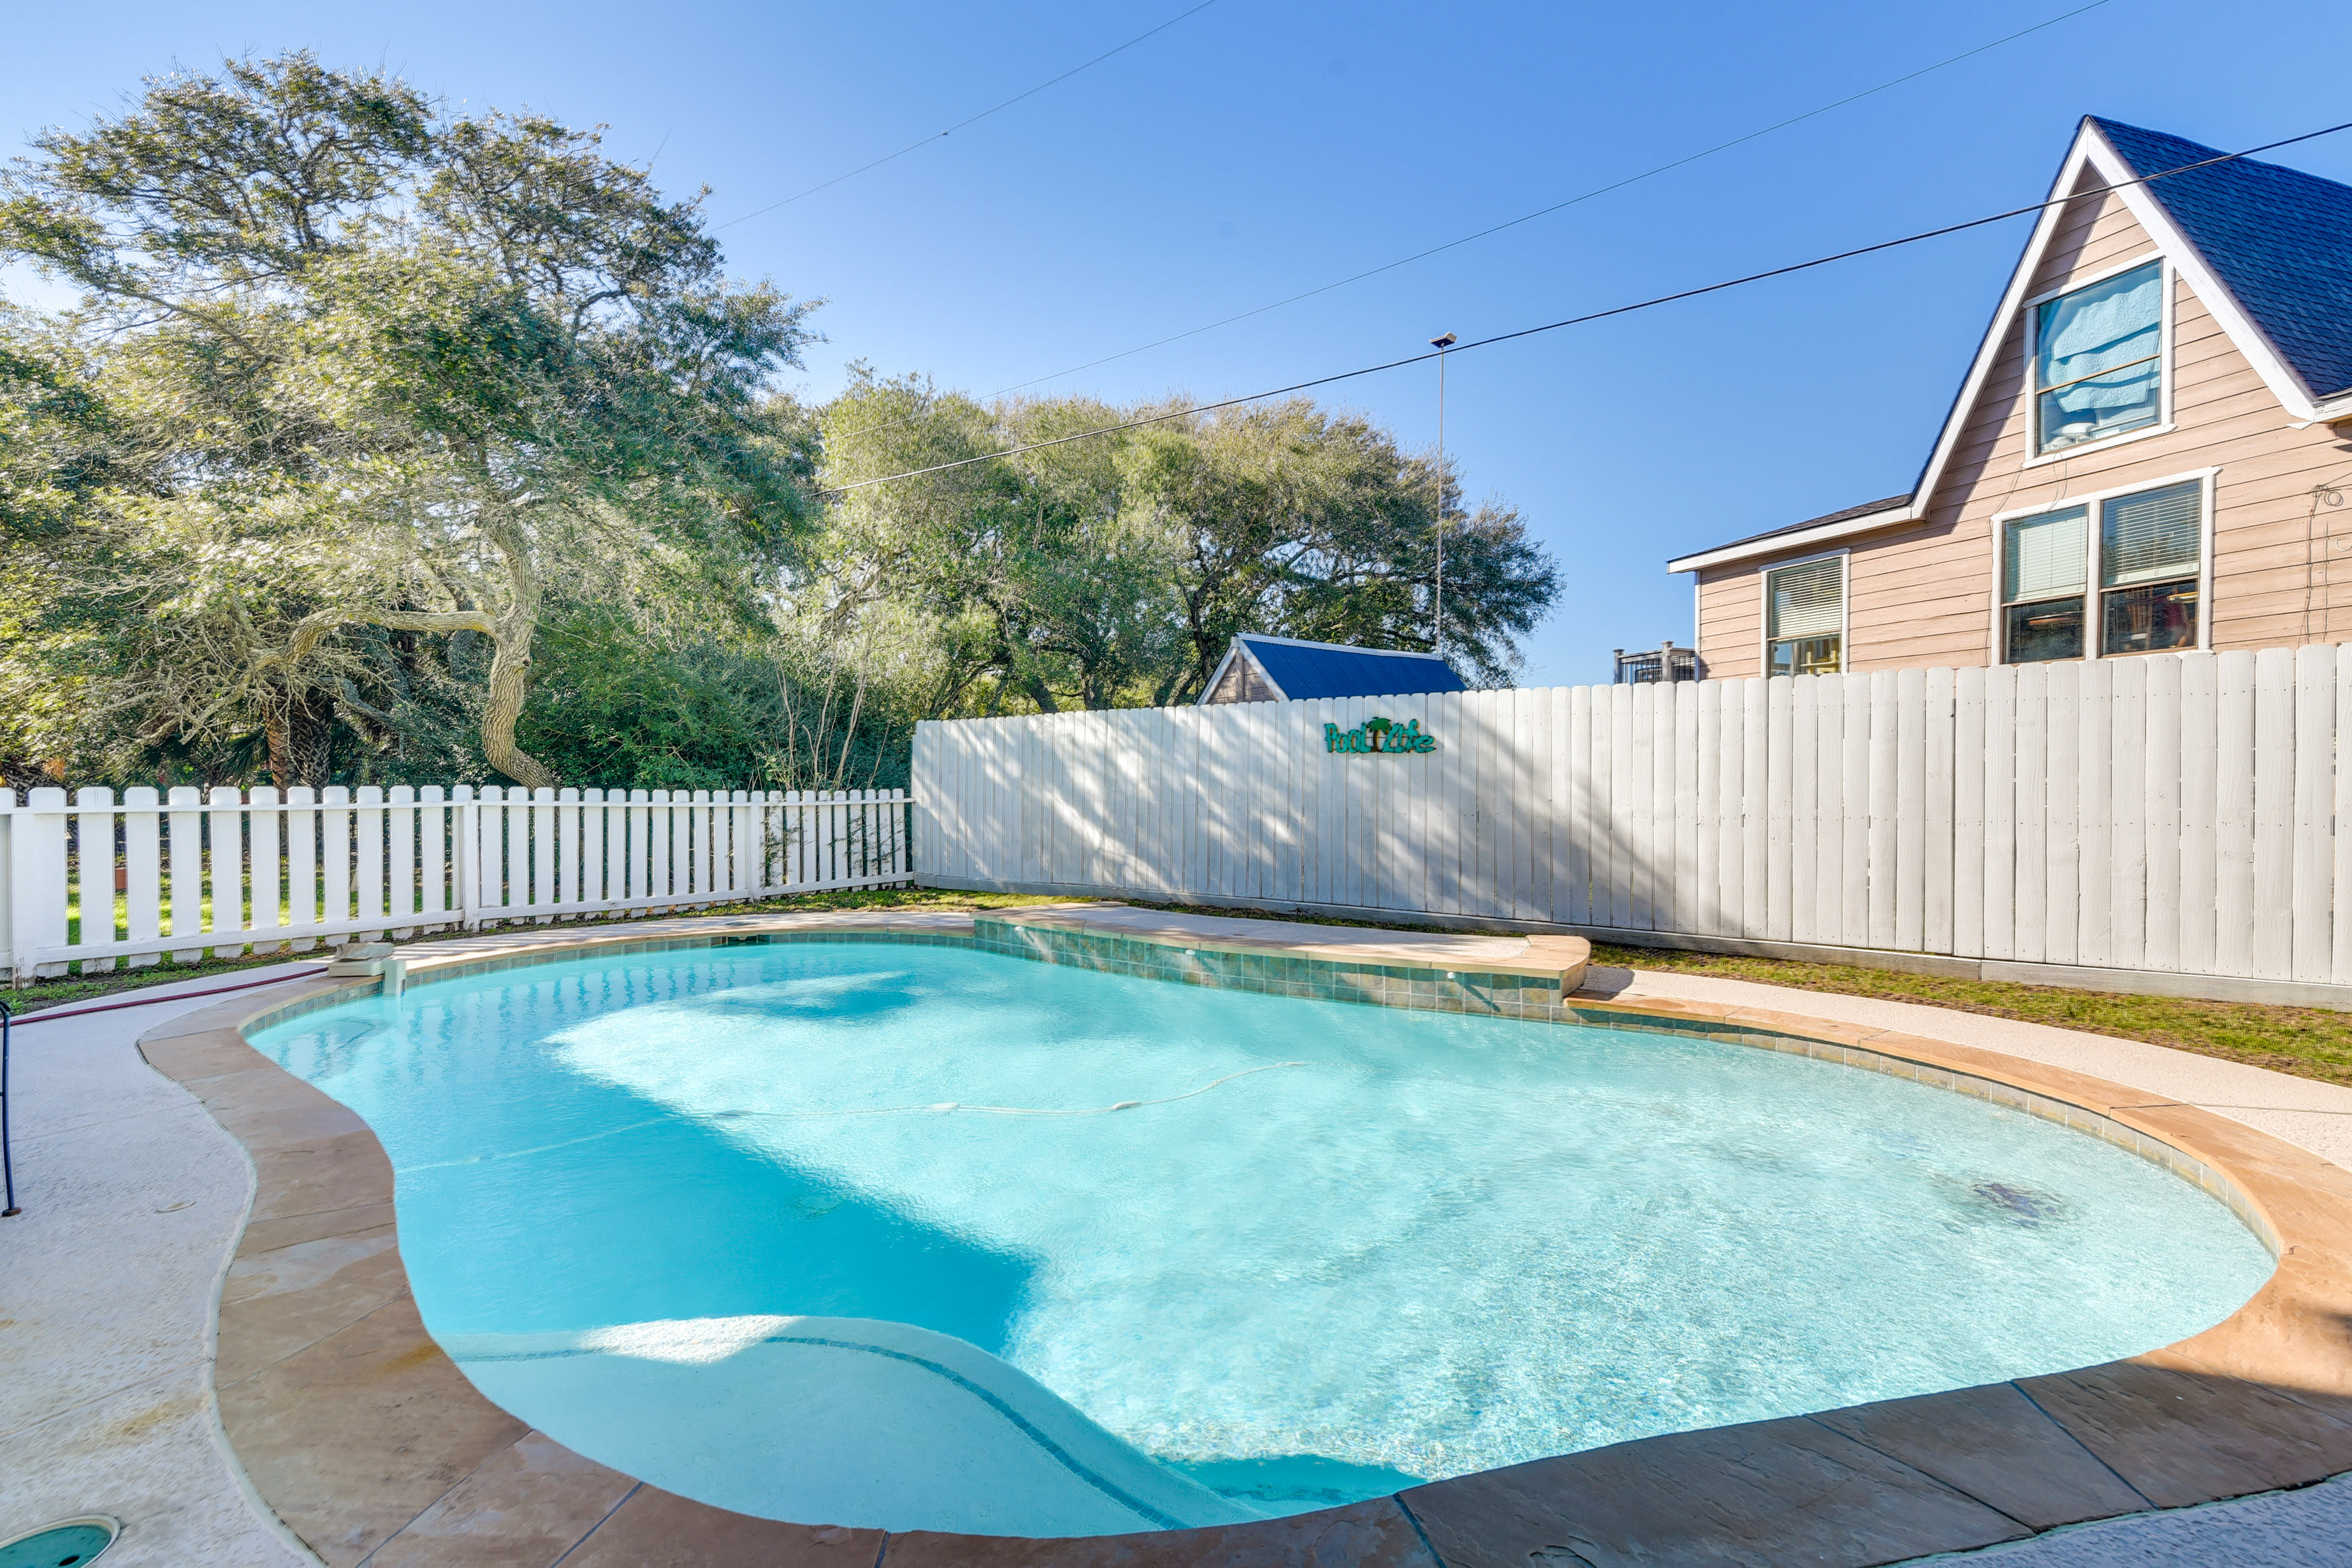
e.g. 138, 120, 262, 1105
832, 0, 2116, 439
820, 119, 2352, 497
716, 0, 1221, 229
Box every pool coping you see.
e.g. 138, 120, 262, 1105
131, 905, 2352, 1567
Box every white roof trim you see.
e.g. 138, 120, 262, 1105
1666, 502, 1913, 573
1672, 119, 2327, 577
1233, 632, 1453, 662
1909, 120, 2324, 514
2295, 392, 2352, 426
1194, 637, 1289, 706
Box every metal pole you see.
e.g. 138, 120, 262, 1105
1434, 342, 1447, 657
3, 999, 19, 1217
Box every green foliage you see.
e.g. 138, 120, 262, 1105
0, 52, 818, 790
815, 383, 1562, 712
1, 53, 1564, 799
514, 609, 912, 792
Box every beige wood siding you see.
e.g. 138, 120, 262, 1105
1692, 166, 2352, 673
1203, 646, 1281, 704
1695, 565, 1764, 679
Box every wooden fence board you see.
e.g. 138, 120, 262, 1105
1741, 678, 1768, 940
2075, 660, 2112, 970
57, 642, 2330, 987
2109, 660, 2147, 971
2336, 644, 2352, 985
2214, 650, 2258, 977
1950, 665, 1984, 959
2253, 647, 2298, 980
1694, 680, 1724, 935
1765, 676, 1793, 943
1842, 675, 1873, 950
2294, 646, 2335, 982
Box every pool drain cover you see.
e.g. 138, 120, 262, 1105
0, 1518, 117, 1568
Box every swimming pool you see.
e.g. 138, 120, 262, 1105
251, 940, 2272, 1537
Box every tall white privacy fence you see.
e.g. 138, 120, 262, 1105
916, 644, 2352, 997
0, 784, 910, 981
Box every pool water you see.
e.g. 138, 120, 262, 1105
253, 943, 2271, 1536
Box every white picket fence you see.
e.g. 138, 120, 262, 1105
915, 644, 2352, 994
0, 784, 911, 981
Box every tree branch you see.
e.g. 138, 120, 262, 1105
258, 606, 498, 671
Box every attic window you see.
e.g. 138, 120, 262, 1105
1764, 556, 1844, 676
2034, 261, 2164, 453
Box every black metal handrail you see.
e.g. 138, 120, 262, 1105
3, 998, 19, 1217
1612, 641, 1701, 685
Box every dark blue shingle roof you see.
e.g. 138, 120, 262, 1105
2095, 118, 2352, 398
1240, 635, 1467, 700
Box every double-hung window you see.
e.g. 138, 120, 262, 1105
1765, 556, 1844, 676
2033, 260, 2165, 454
2002, 506, 2089, 660
2099, 481, 2203, 654
2001, 478, 2204, 662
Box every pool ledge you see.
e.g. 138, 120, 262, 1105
135, 906, 2352, 1567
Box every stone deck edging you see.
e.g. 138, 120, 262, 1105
131, 906, 2352, 1567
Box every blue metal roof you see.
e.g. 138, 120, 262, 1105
1238, 635, 1467, 700
2096, 118, 2352, 398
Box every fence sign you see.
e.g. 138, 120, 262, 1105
914, 644, 2352, 998
1324, 718, 1438, 755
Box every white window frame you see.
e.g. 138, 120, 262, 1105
2020, 251, 2177, 469
1759, 548, 1850, 678
1987, 466, 2218, 663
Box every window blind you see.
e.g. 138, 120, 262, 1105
2103, 481, 2202, 587
1766, 558, 1843, 640
2004, 507, 2087, 602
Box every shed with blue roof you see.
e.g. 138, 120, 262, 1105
1198, 634, 1467, 705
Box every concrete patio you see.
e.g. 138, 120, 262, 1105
7, 906, 2352, 1565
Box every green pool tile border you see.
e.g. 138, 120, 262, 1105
968, 917, 1561, 1016
249, 928, 981, 1030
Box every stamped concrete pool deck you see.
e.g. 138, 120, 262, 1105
7, 904, 2352, 1565
1, 962, 330, 1568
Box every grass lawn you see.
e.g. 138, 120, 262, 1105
1119, 897, 2352, 1089
1579, 943, 2352, 1088
20, 885, 2352, 1091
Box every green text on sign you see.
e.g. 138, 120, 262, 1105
1325, 718, 1437, 755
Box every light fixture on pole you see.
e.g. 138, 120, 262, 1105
1429, 331, 1456, 657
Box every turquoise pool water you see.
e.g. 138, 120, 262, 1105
252, 942, 2272, 1537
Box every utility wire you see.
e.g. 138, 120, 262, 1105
832, 0, 2117, 439
717, 0, 1220, 229
822, 118, 2352, 497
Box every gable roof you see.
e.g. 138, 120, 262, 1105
1198, 634, 1467, 704
1666, 495, 1911, 574
2096, 119, 2352, 400
1668, 117, 2352, 574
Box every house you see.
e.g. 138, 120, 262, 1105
1196, 634, 1467, 704
1669, 117, 2352, 678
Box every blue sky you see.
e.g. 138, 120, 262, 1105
10, 1, 2350, 686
